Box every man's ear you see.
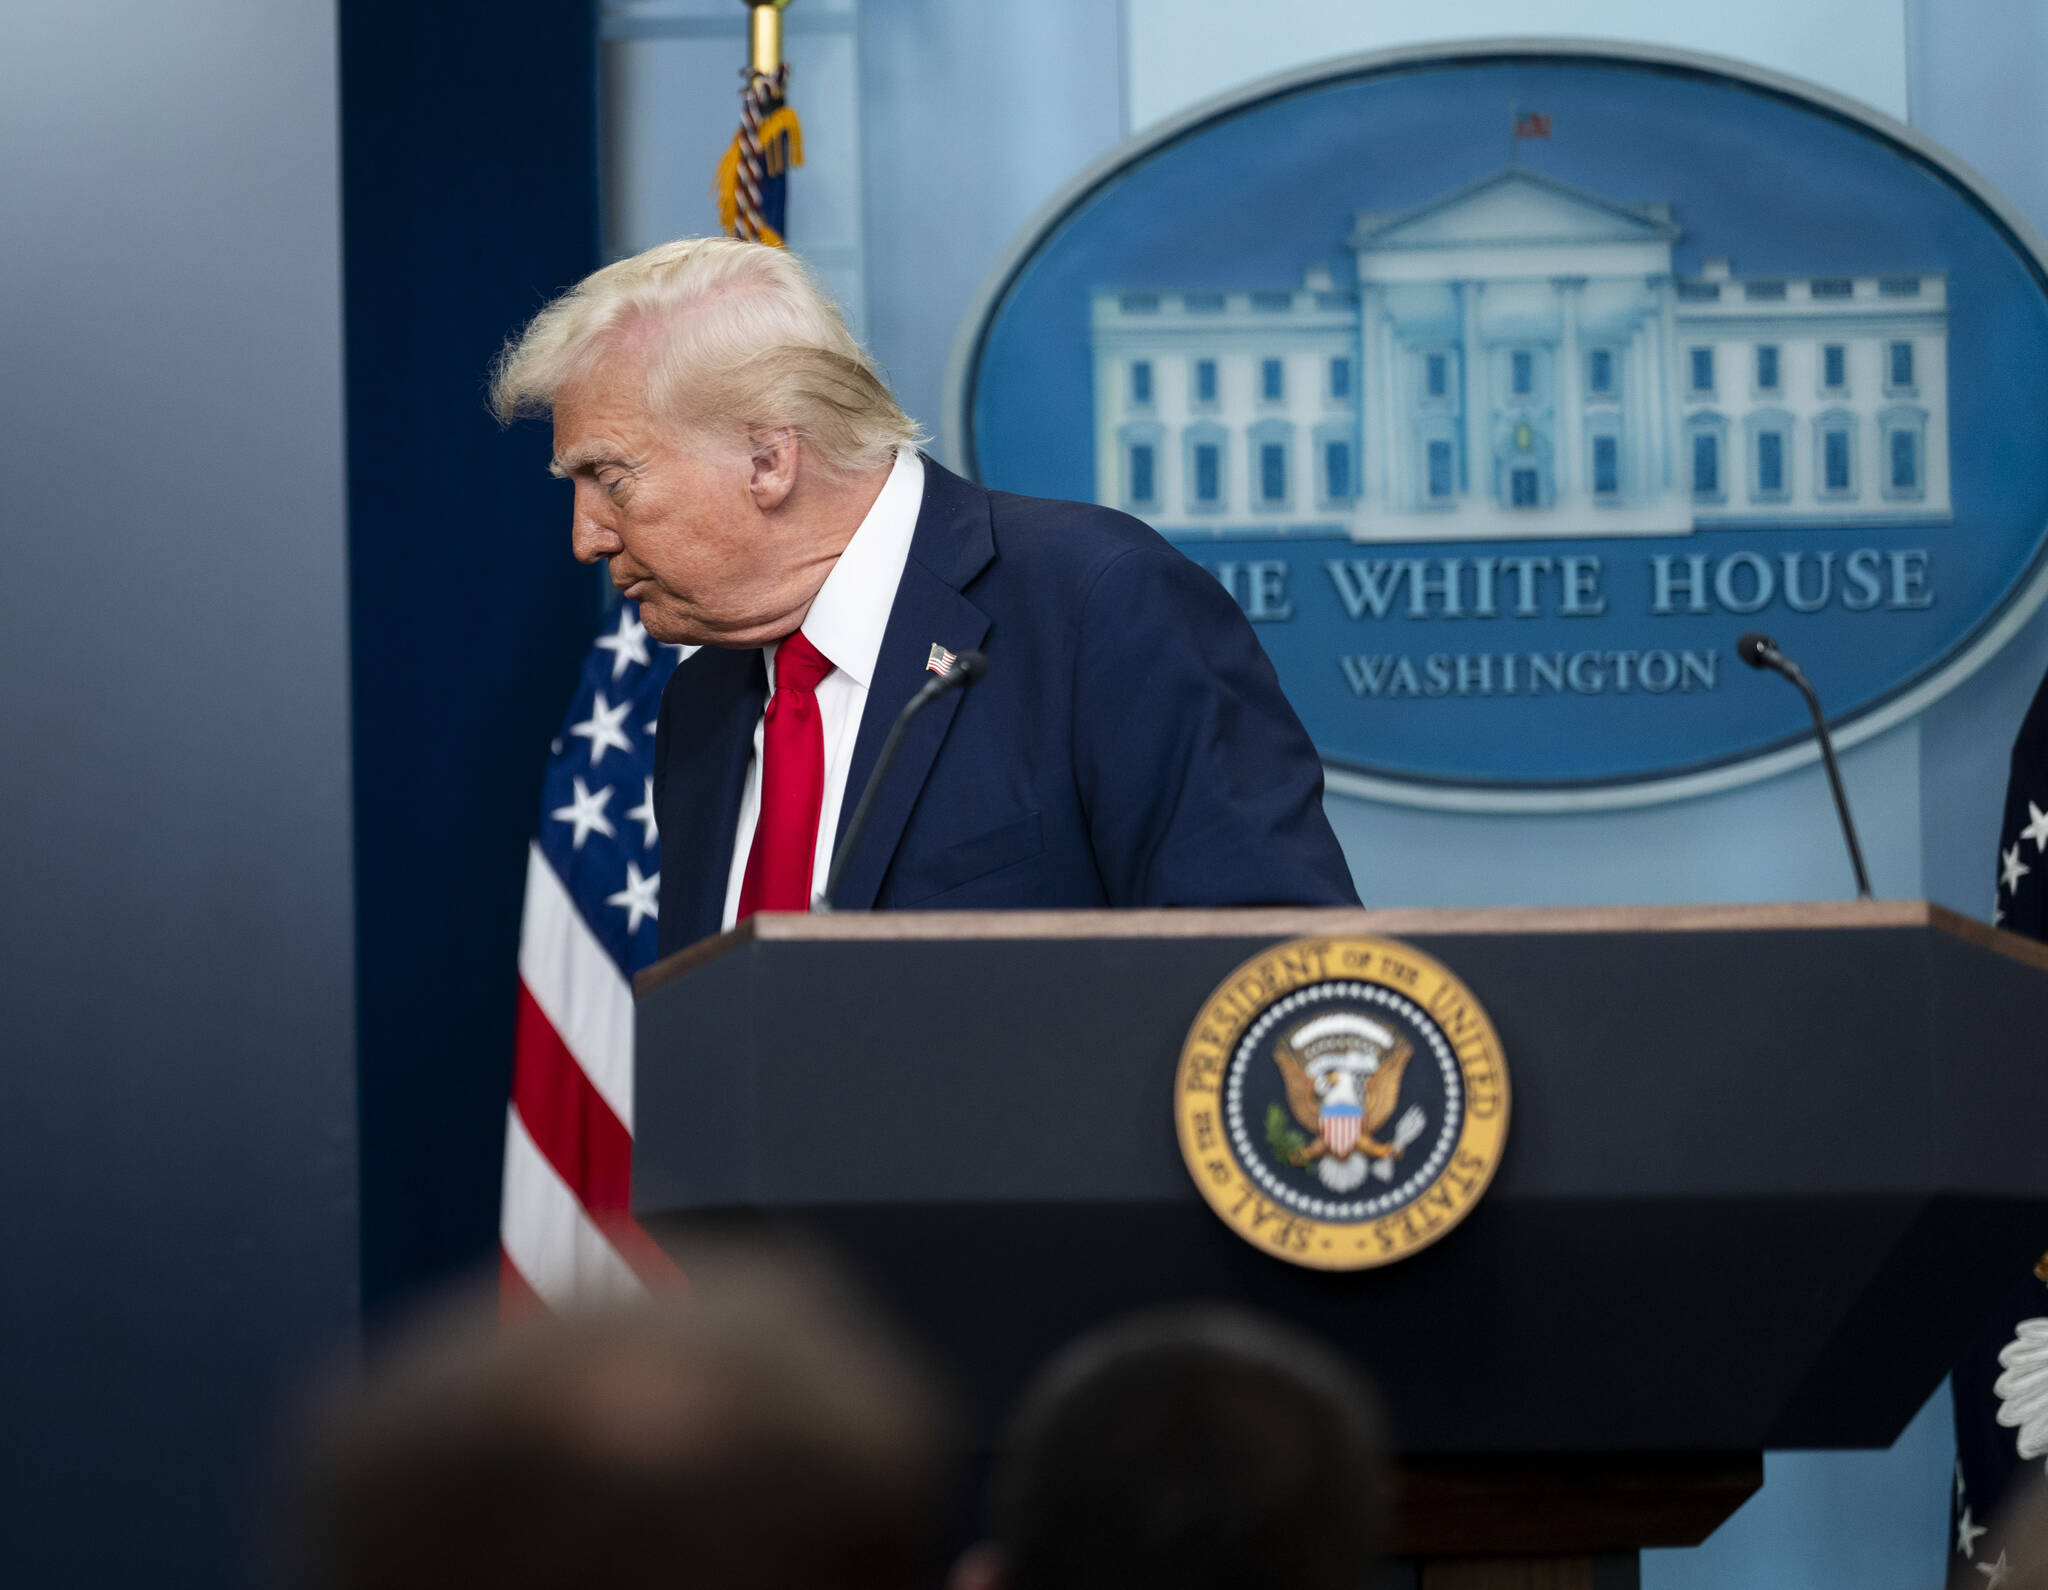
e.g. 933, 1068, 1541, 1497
947, 1542, 1008, 1590
747, 427, 800, 510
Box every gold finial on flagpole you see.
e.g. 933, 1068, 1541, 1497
748, 0, 793, 77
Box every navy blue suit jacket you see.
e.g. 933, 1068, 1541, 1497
652, 457, 1358, 954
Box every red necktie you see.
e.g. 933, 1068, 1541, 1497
736, 630, 836, 920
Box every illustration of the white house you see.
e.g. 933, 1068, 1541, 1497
1090, 168, 1951, 540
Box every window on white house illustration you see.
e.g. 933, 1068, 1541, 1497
1820, 424, 1854, 494
1689, 348, 1714, 394
1890, 428, 1918, 491
1592, 435, 1618, 497
1823, 344, 1847, 389
1329, 358, 1351, 400
1511, 350, 1533, 396
1888, 341, 1915, 390
1194, 359, 1217, 404
1129, 361, 1152, 405
1587, 348, 1614, 395
1510, 467, 1539, 507
1427, 440, 1453, 500
1128, 443, 1155, 506
1879, 409, 1927, 500
1425, 352, 1447, 399
1261, 359, 1284, 401
1259, 443, 1287, 504
1692, 431, 1721, 497
1324, 440, 1351, 501
1756, 345, 1780, 392
1194, 444, 1221, 504
1756, 430, 1785, 496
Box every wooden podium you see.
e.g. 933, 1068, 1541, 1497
633, 903, 2048, 1588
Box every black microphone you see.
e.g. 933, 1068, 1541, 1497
1735, 631, 1872, 899
816, 651, 988, 911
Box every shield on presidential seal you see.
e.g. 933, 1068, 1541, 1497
1320, 1100, 1363, 1157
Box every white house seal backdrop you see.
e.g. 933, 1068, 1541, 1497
948, 43, 2048, 809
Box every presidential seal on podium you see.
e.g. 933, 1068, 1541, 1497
1174, 936, 1510, 1270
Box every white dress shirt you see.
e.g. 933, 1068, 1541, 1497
720, 448, 927, 929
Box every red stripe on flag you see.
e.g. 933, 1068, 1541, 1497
512, 979, 633, 1213
499, 1245, 548, 1319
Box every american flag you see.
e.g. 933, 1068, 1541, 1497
1949, 664, 2048, 1584
499, 600, 685, 1310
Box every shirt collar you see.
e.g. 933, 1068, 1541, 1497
779, 447, 924, 691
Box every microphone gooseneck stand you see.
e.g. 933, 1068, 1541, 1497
816, 650, 988, 913
1735, 631, 1872, 899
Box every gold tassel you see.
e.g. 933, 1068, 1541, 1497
712, 105, 802, 243
756, 106, 804, 177
715, 135, 743, 235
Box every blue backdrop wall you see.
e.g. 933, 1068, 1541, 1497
342, 0, 606, 1320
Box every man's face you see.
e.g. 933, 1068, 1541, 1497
551, 348, 812, 648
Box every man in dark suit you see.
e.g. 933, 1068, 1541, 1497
492, 237, 1357, 955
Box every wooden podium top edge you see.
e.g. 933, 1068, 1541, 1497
635, 899, 2048, 996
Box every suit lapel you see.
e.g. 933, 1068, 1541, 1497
663, 646, 767, 946
828, 458, 994, 910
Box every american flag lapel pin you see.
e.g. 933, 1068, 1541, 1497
926, 642, 958, 677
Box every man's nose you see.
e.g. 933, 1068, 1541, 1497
569, 483, 622, 565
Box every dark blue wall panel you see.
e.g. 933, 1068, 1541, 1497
341, 0, 603, 1316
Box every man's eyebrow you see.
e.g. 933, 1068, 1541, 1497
549, 442, 634, 478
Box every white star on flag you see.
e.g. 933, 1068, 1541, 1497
2023, 801, 2048, 853
549, 777, 616, 850
2001, 842, 2030, 897
593, 609, 651, 680
1958, 1506, 1988, 1559
626, 776, 658, 849
571, 690, 635, 767
1978, 1548, 2012, 1587
607, 860, 660, 934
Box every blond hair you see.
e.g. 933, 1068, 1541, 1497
490, 237, 922, 474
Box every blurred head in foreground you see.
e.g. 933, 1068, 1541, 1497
292, 1247, 948, 1590
957, 1306, 1388, 1590
1986, 1475, 2048, 1590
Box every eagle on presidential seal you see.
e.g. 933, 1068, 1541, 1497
1272, 1012, 1428, 1192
